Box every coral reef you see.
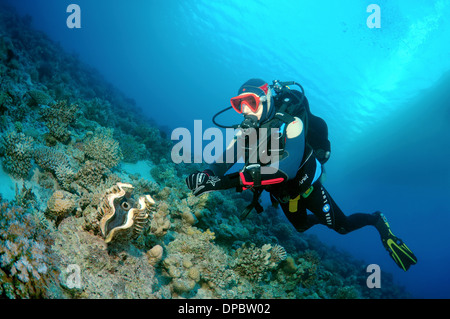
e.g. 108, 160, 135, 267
0, 200, 62, 298
0, 3, 412, 300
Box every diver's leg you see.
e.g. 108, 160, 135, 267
303, 183, 417, 270
303, 182, 378, 234
279, 200, 319, 232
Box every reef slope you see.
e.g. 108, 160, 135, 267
0, 4, 409, 299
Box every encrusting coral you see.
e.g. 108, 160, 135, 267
150, 201, 171, 237
28, 89, 53, 106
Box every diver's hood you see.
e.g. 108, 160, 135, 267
237, 78, 275, 124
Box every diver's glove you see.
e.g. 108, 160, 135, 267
186, 169, 223, 196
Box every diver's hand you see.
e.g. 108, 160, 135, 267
186, 170, 222, 196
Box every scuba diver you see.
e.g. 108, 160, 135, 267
186, 78, 417, 271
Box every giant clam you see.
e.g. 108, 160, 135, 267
99, 182, 155, 243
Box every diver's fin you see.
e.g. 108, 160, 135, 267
374, 212, 418, 271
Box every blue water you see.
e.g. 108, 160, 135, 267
4, 0, 450, 298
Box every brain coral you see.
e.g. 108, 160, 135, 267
0, 130, 34, 179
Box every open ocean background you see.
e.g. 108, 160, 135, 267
3, 0, 450, 298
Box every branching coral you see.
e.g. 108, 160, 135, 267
40, 100, 78, 143
74, 160, 110, 191
34, 146, 76, 190
84, 127, 123, 169
0, 129, 34, 179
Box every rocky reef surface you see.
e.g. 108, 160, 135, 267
0, 4, 410, 299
